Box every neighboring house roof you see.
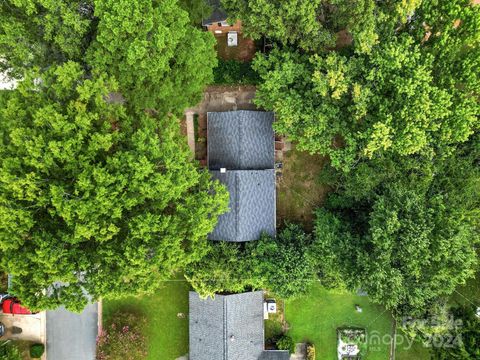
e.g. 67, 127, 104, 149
46, 303, 98, 360
202, 0, 228, 26
208, 170, 276, 242
258, 351, 291, 360
207, 111, 275, 170
189, 291, 290, 360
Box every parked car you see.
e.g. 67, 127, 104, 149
1, 298, 32, 315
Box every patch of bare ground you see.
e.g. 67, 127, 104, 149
276, 145, 330, 230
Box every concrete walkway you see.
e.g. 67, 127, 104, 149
46, 303, 98, 360
0, 312, 46, 343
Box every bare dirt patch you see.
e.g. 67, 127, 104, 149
215, 33, 257, 62
276, 146, 330, 230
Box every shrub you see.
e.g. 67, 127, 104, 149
213, 60, 260, 85
96, 311, 147, 360
0, 343, 22, 360
306, 343, 316, 360
29, 343, 45, 358
277, 334, 295, 354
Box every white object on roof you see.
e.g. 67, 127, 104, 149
228, 31, 238, 47
220, 167, 227, 173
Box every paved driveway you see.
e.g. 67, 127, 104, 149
46, 303, 98, 360
0, 312, 45, 343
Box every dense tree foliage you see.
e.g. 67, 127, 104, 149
87, 0, 217, 111
0, 0, 217, 113
313, 137, 480, 316
178, 0, 212, 25
0, 0, 93, 76
0, 63, 228, 311
186, 224, 315, 298
254, 35, 478, 171
222, 0, 419, 53
252, 0, 479, 171
432, 305, 480, 360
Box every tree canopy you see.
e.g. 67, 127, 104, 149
313, 137, 480, 316
0, 63, 228, 311
221, 0, 419, 54
252, 0, 479, 171
0, 0, 217, 112
186, 224, 315, 299
87, 0, 217, 111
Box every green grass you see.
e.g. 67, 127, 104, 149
285, 283, 393, 360
395, 333, 431, 360
103, 279, 190, 360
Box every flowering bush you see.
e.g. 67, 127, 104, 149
97, 311, 147, 360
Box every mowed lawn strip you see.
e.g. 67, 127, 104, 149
103, 279, 190, 360
285, 283, 392, 360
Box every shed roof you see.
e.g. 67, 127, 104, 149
208, 170, 276, 242
189, 291, 264, 360
207, 111, 274, 170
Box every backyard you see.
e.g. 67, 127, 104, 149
276, 146, 330, 230
285, 283, 393, 360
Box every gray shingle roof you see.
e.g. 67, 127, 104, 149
208, 170, 276, 242
259, 351, 291, 360
208, 111, 275, 170
189, 291, 265, 360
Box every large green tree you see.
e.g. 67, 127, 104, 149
222, 0, 420, 53
87, 0, 217, 111
186, 224, 315, 298
0, 0, 93, 76
313, 138, 480, 316
0, 62, 228, 311
254, 34, 479, 171
252, 0, 479, 171
0, 0, 217, 113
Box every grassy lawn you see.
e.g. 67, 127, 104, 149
285, 283, 393, 360
395, 335, 431, 360
277, 146, 329, 230
103, 279, 190, 360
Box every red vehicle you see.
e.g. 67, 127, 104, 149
1, 298, 32, 315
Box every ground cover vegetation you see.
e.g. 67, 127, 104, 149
0, 0, 229, 311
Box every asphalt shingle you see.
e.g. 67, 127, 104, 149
189, 291, 264, 360
207, 111, 274, 170
208, 170, 276, 242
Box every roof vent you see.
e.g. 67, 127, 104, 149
220, 168, 227, 173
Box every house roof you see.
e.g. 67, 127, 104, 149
207, 111, 275, 170
189, 291, 290, 360
208, 170, 276, 242
202, 0, 228, 26
189, 291, 265, 360
259, 351, 291, 360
